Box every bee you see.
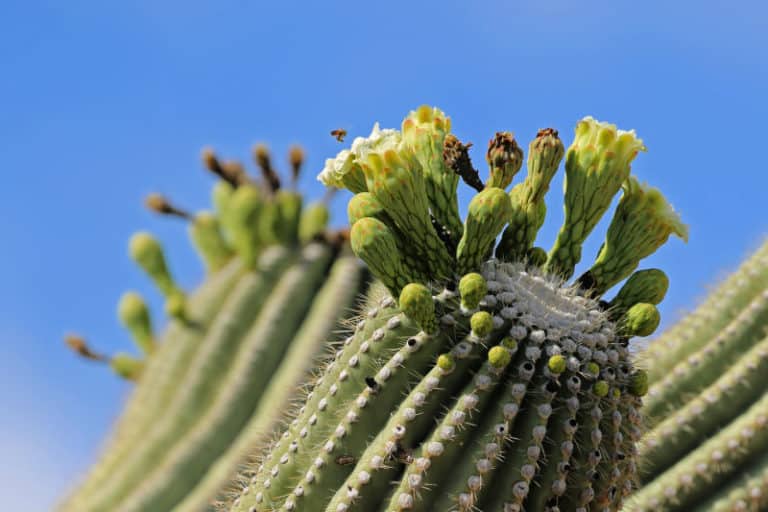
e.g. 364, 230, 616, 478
335, 455, 356, 466
331, 129, 347, 142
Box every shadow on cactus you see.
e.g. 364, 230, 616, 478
61, 145, 374, 512
226, 106, 687, 512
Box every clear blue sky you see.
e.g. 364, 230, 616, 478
1, 1, 766, 509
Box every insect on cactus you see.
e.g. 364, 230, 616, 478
226, 106, 687, 512
60, 144, 375, 512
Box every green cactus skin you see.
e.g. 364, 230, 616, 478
642, 289, 768, 422
229, 106, 684, 512
621, 239, 768, 511
61, 146, 372, 512
643, 240, 768, 384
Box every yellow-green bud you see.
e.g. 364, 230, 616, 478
129, 232, 179, 298
164, 293, 187, 321
470, 311, 493, 337
488, 346, 512, 369
594, 380, 610, 397
117, 292, 154, 355
399, 283, 436, 334
459, 273, 487, 310
110, 353, 144, 381
298, 202, 330, 244
630, 369, 649, 396
623, 302, 661, 337
437, 353, 455, 372
189, 212, 233, 272
548, 354, 567, 374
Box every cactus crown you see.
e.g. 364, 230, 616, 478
66, 143, 337, 380
228, 107, 685, 512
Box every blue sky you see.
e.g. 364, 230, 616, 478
1, 1, 766, 509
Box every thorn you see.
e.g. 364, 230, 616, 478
145, 193, 193, 220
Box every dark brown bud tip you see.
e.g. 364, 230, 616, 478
65, 334, 106, 362
144, 193, 191, 219
443, 134, 484, 192
253, 143, 281, 192
201, 147, 241, 188
536, 127, 559, 138
289, 145, 305, 183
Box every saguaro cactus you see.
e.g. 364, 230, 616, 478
226, 106, 686, 512
626, 239, 768, 512
60, 146, 373, 512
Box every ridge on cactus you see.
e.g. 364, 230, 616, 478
60, 144, 375, 512
226, 105, 686, 512
626, 239, 768, 512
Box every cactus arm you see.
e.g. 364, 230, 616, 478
698, 449, 768, 512
639, 333, 768, 479
384, 346, 512, 512
643, 239, 768, 383
626, 392, 768, 512
239, 304, 420, 509
170, 253, 369, 512
61, 258, 244, 510
643, 290, 768, 423
115, 244, 335, 512
83, 247, 295, 511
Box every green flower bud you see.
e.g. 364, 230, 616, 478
630, 369, 649, 396
548, 354, 567, 374
361, 148, 453, 279
189, 212, 233, 272
594, 380, 610, 397
488, 345, 512, 369
399, 283, 436, 333
350, 217, 414, 296
546, 117, 647, 279
227, 185, 262, 268
164, 293, 187, 321
347, 192, 386, 226
608, 268, 669, 318
298, 202, 330, 244
459, 272, 487, 310
402, 105, 463, 242
486, 131, 523, 190
470, 311, 493, 338
526, 247, 547, 268
623, 302, 661, 337
586, 177, 687, 294
129, 232, 179, 298
110, 353, 144, 381
457, 187, 513, 275
117, 292, 154, 355
437, 353, 455, 372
